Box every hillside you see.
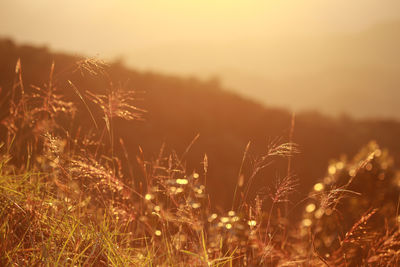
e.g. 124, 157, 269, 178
1, 39, 400, 209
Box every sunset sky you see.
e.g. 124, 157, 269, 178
1, 0, 400, 117
2, 1, 399, 55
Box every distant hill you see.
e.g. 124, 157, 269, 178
1, 39, 400, 210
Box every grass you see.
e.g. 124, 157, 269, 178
1, 58, 400, 266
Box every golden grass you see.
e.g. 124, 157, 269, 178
0, 59, 399, 266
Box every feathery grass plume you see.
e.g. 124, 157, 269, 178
319, 187, 361, 213
266, 139, 300, 158
263, 175, 299, 245
68, 155, 124, 193
86, 89, 145, 122
75, 58, 109, 77
328, 209, 378, 266
29, 84, 76, 121
240, 139, 299, 211
29, 62, 77, 120
269, 175, 299, 204
368, 230, 400, 266
341, 208, 378, 245
41, 132, 66, 169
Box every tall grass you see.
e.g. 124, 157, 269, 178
1, 59, 399, 266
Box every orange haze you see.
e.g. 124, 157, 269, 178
1, 0, 400, 118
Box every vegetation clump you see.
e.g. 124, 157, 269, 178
1, 59, 399, 266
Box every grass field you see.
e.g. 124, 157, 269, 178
1, 59, 400, 266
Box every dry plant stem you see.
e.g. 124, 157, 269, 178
285, 113, 295, 211
239, 159, 272, 213
180, 133, 200, 163
287, 112, 295, 177
68, 80, 99, 130
265, 201, 275, 242
203, 153, 208, 188
232, 141, 251, 211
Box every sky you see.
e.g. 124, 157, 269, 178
1, 1, 399, 54
1, 0, 400, 118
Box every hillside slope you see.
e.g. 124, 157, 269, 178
1, 39, 400, 208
